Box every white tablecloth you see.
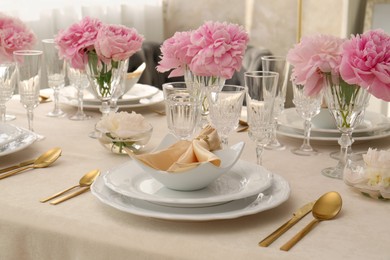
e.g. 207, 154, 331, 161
0, 95, 389, 260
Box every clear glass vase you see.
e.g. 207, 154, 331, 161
322, 74, 371, 179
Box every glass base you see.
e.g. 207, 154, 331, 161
265, 140, 286, 151
47, 110, 66, 118
69, 112, 92, 121
321, 166, 343, 179
291, 147, 319, 156
5, 114, 16, 121
89, 130, 102, 139
330, 150, 364, 161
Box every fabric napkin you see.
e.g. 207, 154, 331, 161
130, 125, 222, 173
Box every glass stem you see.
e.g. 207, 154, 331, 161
0, 104, 6, 122
269, 118, 278, 144
53, 88, 61, 113
300, 119, 313, 151
221, 135, 229, 149
110, 98, 119, 113
77, 88, 84, 115
338, 131, 353, 170
100, 101, 110, 117
27, 108, 34, 132
256, 143, 264, 165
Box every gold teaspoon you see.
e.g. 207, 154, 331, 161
280, 191, 342, 251
0, 147, 62, 180
40, 169, 100, 203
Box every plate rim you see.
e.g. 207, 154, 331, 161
103, 159, 273, 206
91, 172, 290, 221
0, 127, 37, 156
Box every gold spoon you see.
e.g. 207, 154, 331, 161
280, 191, 342, 251
0, 147, 62, 180
40, 169, 100, 203
0, 147, 62, 174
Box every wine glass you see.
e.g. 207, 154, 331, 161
206, 85, 245, 148
321, 75, 370, 179
291, 84, 323, 156
244, 71, 279, 165
67, 65, 92, 120
14, 50, 44, 140
261, 56, 289, 150
110, 59, 129, 113
0, 62, 17, 123
42, 39, 66, 117
162, 82, 201, 140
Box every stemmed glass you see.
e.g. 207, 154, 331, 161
42, 39, 66, 117
0, 62, 16, 123
67, 65, 91, 120
206, 85, 245, 148
321, 75, 370, 179
244, 71, 279, 165
261, 56, 289, 150
291, 84, 323, 156
162, 82, 201, 140
14, 50, 44, 140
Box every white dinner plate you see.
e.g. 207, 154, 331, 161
277, 125, 390, 142
91, 172, 290, 221
0, 126, 37, 156
279, 108, 390, 134
103, 159, 273, 207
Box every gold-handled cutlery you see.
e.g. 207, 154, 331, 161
40, 169, 100, 205
280, 192, 342, 251
0, 147, 62, 180
0, 147, 61, 174
259, 201, 315, 247
237, 119, 248, 132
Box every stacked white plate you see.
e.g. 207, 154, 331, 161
0, 123, 37, 156
59, 83, 164, 109
277, 108, 390, 142
91, 155, 291, 221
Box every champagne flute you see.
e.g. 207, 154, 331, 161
67, 65, 92, 120
42, 39, 66, 117
14, 50, 44, 140
245, 71, 279, 165
261, 56, 289, 150
206, 85, 245, 148
0, 62, 17, 123
291, 83, 323, 156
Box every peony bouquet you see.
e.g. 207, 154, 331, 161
287, 29, 390, 101
0, 13, 36, 62
157, 21, 249, 80
55, 17, 144, 98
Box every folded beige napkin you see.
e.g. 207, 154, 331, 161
130, 125, 222, 173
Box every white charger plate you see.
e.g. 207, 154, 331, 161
0, 123, 24, 146
103, 159, 273, 207
92, 172, 290, 221
0, 126, 37, 156
279, 108, 390, 134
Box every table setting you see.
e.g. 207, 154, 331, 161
0, 13, 390, 260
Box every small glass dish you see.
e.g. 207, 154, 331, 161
98, 123, 153, 155
344, 158, 390, 200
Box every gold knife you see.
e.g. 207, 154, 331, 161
50, 186, 90, 205
258, 201, 315, 247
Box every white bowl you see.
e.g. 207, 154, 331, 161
131, 134, 245, 191
122, 62, 146, 96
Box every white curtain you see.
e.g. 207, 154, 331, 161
0, 0, 164, 48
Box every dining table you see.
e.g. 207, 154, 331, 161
0, 90, 389, 260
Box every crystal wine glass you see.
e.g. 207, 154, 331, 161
206, 85, 245, 148
67, 65, 92, 120
14, 50, 44, 140
291, 83, 323, 156
245, 71, 279, 165
321, 75, 370, 179
261, 56, 289, 150
42, 39, 66, 117
162, 82, 201, 140
0, 62, 17, 123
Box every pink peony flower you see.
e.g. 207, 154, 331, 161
94, 24, 144, 65
55, 17, 103, 70
287, 34, 344, 96
156, 31, 193, 77
0, 13, 36, 62
187, 21, 249, 79
339, 29, 390, 102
